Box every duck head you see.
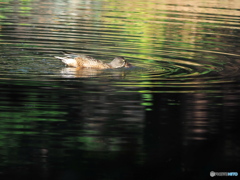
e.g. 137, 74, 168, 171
109, 56, 132, 68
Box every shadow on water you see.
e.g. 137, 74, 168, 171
0, 0, 240, 179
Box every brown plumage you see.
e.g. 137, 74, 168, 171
55, 52, 132, 69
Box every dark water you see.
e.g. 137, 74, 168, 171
0, 0, 240, 179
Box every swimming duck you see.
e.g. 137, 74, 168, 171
55, 52, 132, 69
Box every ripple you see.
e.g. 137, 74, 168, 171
0, 0, 240, 93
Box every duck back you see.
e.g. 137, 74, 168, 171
75, 55, 111, 69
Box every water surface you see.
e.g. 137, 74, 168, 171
0, 0, 240, 179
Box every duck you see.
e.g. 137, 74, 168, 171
55, 52, 132, 69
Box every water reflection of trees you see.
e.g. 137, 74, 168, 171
144, 85, 240, 176
1, 0, 240, 178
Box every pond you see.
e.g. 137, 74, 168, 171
0, 0, 240, 179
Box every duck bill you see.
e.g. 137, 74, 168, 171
124, 62, 133, 68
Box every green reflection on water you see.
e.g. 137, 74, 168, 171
0, 0, 239, 89
0, 1, 239, 178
